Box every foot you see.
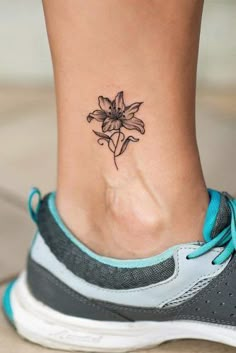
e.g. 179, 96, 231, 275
3, 188, 236, 352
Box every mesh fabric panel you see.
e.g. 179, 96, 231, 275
163, 278, 211, 308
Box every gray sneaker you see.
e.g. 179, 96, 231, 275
3, 187, 236, 352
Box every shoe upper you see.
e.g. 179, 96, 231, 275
27, 188, 236, 325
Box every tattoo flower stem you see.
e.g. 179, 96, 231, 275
87, 91, 145, 170
113, 129, 121, 170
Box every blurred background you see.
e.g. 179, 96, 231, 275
0, 1, 235, 352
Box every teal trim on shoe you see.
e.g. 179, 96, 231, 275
2, 280, 16, 324
203, 189, 221, 242
48, 192, 178, 268
28, 187, 42, 223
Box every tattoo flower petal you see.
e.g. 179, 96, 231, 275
114, 91, 125, 111
87, 110, 106, 123
125, 102, 143, 119
122, 116, 145, 134
102, 117, 122, 132
98, 96, 112, 112
86, 91, 145, 170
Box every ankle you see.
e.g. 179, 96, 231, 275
57, 174, 167, 258
56, 175, 208, 259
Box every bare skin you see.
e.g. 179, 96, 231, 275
42, 0, 208, 259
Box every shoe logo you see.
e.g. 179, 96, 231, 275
49, 329, 102, 343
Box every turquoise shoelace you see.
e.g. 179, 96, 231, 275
188, 190, 236, 265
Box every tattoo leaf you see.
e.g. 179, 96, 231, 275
93, 130, 115, 152
93, 130, 110, 140
118, 136, 139, 156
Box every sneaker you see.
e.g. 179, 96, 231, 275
2, 187, 236, 352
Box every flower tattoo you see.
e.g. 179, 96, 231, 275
87, 91, 145, 170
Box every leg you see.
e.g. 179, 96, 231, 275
43, 0, 207, 258
6, 3, 236, 350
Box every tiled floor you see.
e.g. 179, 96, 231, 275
0, 86, 235, 352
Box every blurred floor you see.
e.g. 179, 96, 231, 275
0, 86, 235, 352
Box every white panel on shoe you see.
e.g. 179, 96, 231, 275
31, 233, 229, 308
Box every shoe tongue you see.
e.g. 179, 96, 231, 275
203, 189, 231, 242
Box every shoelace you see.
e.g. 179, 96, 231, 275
187, 191, 236, 265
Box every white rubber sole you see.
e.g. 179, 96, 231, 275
6, 272, 236, 352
